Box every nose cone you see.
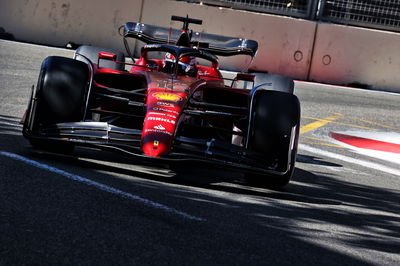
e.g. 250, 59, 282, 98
141, 77, 190, 157
142, 138, 170, 157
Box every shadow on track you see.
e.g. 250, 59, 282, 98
1, 114, 399, 265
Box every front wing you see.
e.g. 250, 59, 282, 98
23, 121, 293, 176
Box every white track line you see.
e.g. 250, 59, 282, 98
0, 151, 205, 222
299, 144, 400, 177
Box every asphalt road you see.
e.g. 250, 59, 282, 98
1, 40, 399, 265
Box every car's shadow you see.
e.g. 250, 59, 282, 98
1, 114, 397, 212
21, 137, 342, 205
2, 114, 400, 263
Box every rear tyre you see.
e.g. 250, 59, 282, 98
246, 88, 300, 188
74, 45, 125, 71
23, 56, 89, 152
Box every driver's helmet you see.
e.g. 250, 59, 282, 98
162, 53, 197, 77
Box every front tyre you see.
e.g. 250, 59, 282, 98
23, 56, 89, 152
246, 90, 300, 187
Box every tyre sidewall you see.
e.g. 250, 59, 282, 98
35, 56, 89, 128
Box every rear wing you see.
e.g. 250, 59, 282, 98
123, 22, 258, 57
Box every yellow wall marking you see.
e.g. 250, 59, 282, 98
301, 136, 344, 148
302, 136, 330, 142
356, 118, 399, 130
300, 114, 342, 134
300, 141, 345, 148
302, 116, 376, 130
298, 112, 390, 149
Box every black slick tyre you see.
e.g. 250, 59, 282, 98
246, 85, 300, 187
23, 56, 89, 152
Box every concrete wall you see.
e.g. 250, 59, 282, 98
1, 0, 399, 91
309, 23, 400, 91
0, 0, 143, 51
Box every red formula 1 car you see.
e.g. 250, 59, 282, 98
23, 16, 300, 187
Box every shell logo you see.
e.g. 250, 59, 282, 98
152, 92, 182, 102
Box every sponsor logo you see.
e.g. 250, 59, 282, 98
148, 111, 177, 119
147, 116, 176, 124
166, 114, 177, 119
144, 44, 162, 49
151, 107, 179, 115
148, 111, 166, 116
154, 124, 165, 130
152, 92, 182, 102
200, 70, 210, 76
149, 79, 189, 92
144, 129, 172, 136
157, 102, 174, 108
